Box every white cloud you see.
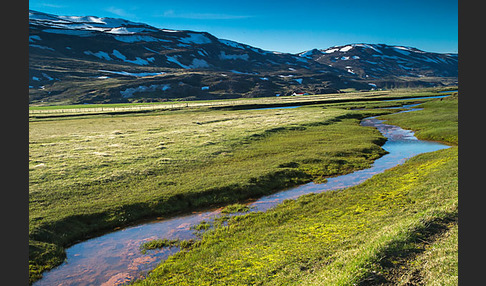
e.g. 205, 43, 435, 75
105, 7, 136, 18
40, 3, 66, 8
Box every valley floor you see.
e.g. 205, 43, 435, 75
135, 147, 458, 286
28, 90, 458, 285
133, 95, 458, 285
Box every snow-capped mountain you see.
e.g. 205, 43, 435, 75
30, 10, 321, 70
298, 43, 458, 79
29, 10, 457, 105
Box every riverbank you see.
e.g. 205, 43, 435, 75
28, 91, 456, 284
133, 96, 458, 285
134, 148, 457, 285
379, 94, 458, 145
29, 101, 393, 283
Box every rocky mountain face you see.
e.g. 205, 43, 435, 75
29, 10, 458, 105
298, 44, 458, 78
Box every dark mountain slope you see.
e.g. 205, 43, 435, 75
298, 43, 457, 79
29, 10, 457, 105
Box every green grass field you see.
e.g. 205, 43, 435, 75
134, 148, 457, 286
29, 101, 393, 283
379, 94, 458, 145
28, 90, 458, 284
28, 87, 444, 117
132, 96, 458, 285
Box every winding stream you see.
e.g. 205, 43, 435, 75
34, 101, 450, 286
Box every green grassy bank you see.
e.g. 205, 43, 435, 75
29, 103, 393, 283
132, 96, 458, 285
29, 90, 457, 284
135, 148, 457, 286
379, 94, 458, 145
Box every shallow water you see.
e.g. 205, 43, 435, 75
250, 115, 448, 212
33, 104, 450, 286
438, 89, 458, 93
384, 94, 450, 101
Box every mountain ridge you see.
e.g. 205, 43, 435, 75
298, 43, 458, 78
29, 10, 458, 105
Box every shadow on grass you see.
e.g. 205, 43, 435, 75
357, 211, 458, 286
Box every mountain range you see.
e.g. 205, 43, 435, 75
29, 10, 458, 105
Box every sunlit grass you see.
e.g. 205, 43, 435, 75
134, 147, 457, 285
29, 104, 390, 283
378, 95, 458, 145
29, 92, 457, 284
133, 96, 458, 285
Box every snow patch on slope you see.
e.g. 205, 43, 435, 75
166, 55, 210, 69
111, 49, 150, 65
30, 44, 55, 51
30, 10, 157, 34
219, 39, 245, 49
84, 50, 112, 60
120, 84, 171, 98
190, 58, 210, 68
219, 51, 249, 61
179, 33, 212, 44
339, 45, 353, 52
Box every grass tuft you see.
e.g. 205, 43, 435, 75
140, 238, 196, 254
221, 203, 252, 214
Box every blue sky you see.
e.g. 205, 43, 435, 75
29, 0, 458, 54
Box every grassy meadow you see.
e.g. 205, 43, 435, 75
379, 94, 458, 145
135, 148, 457, 286
29, 100, 394, 283
133, 95, 458, 285
28, 90, 457, 284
